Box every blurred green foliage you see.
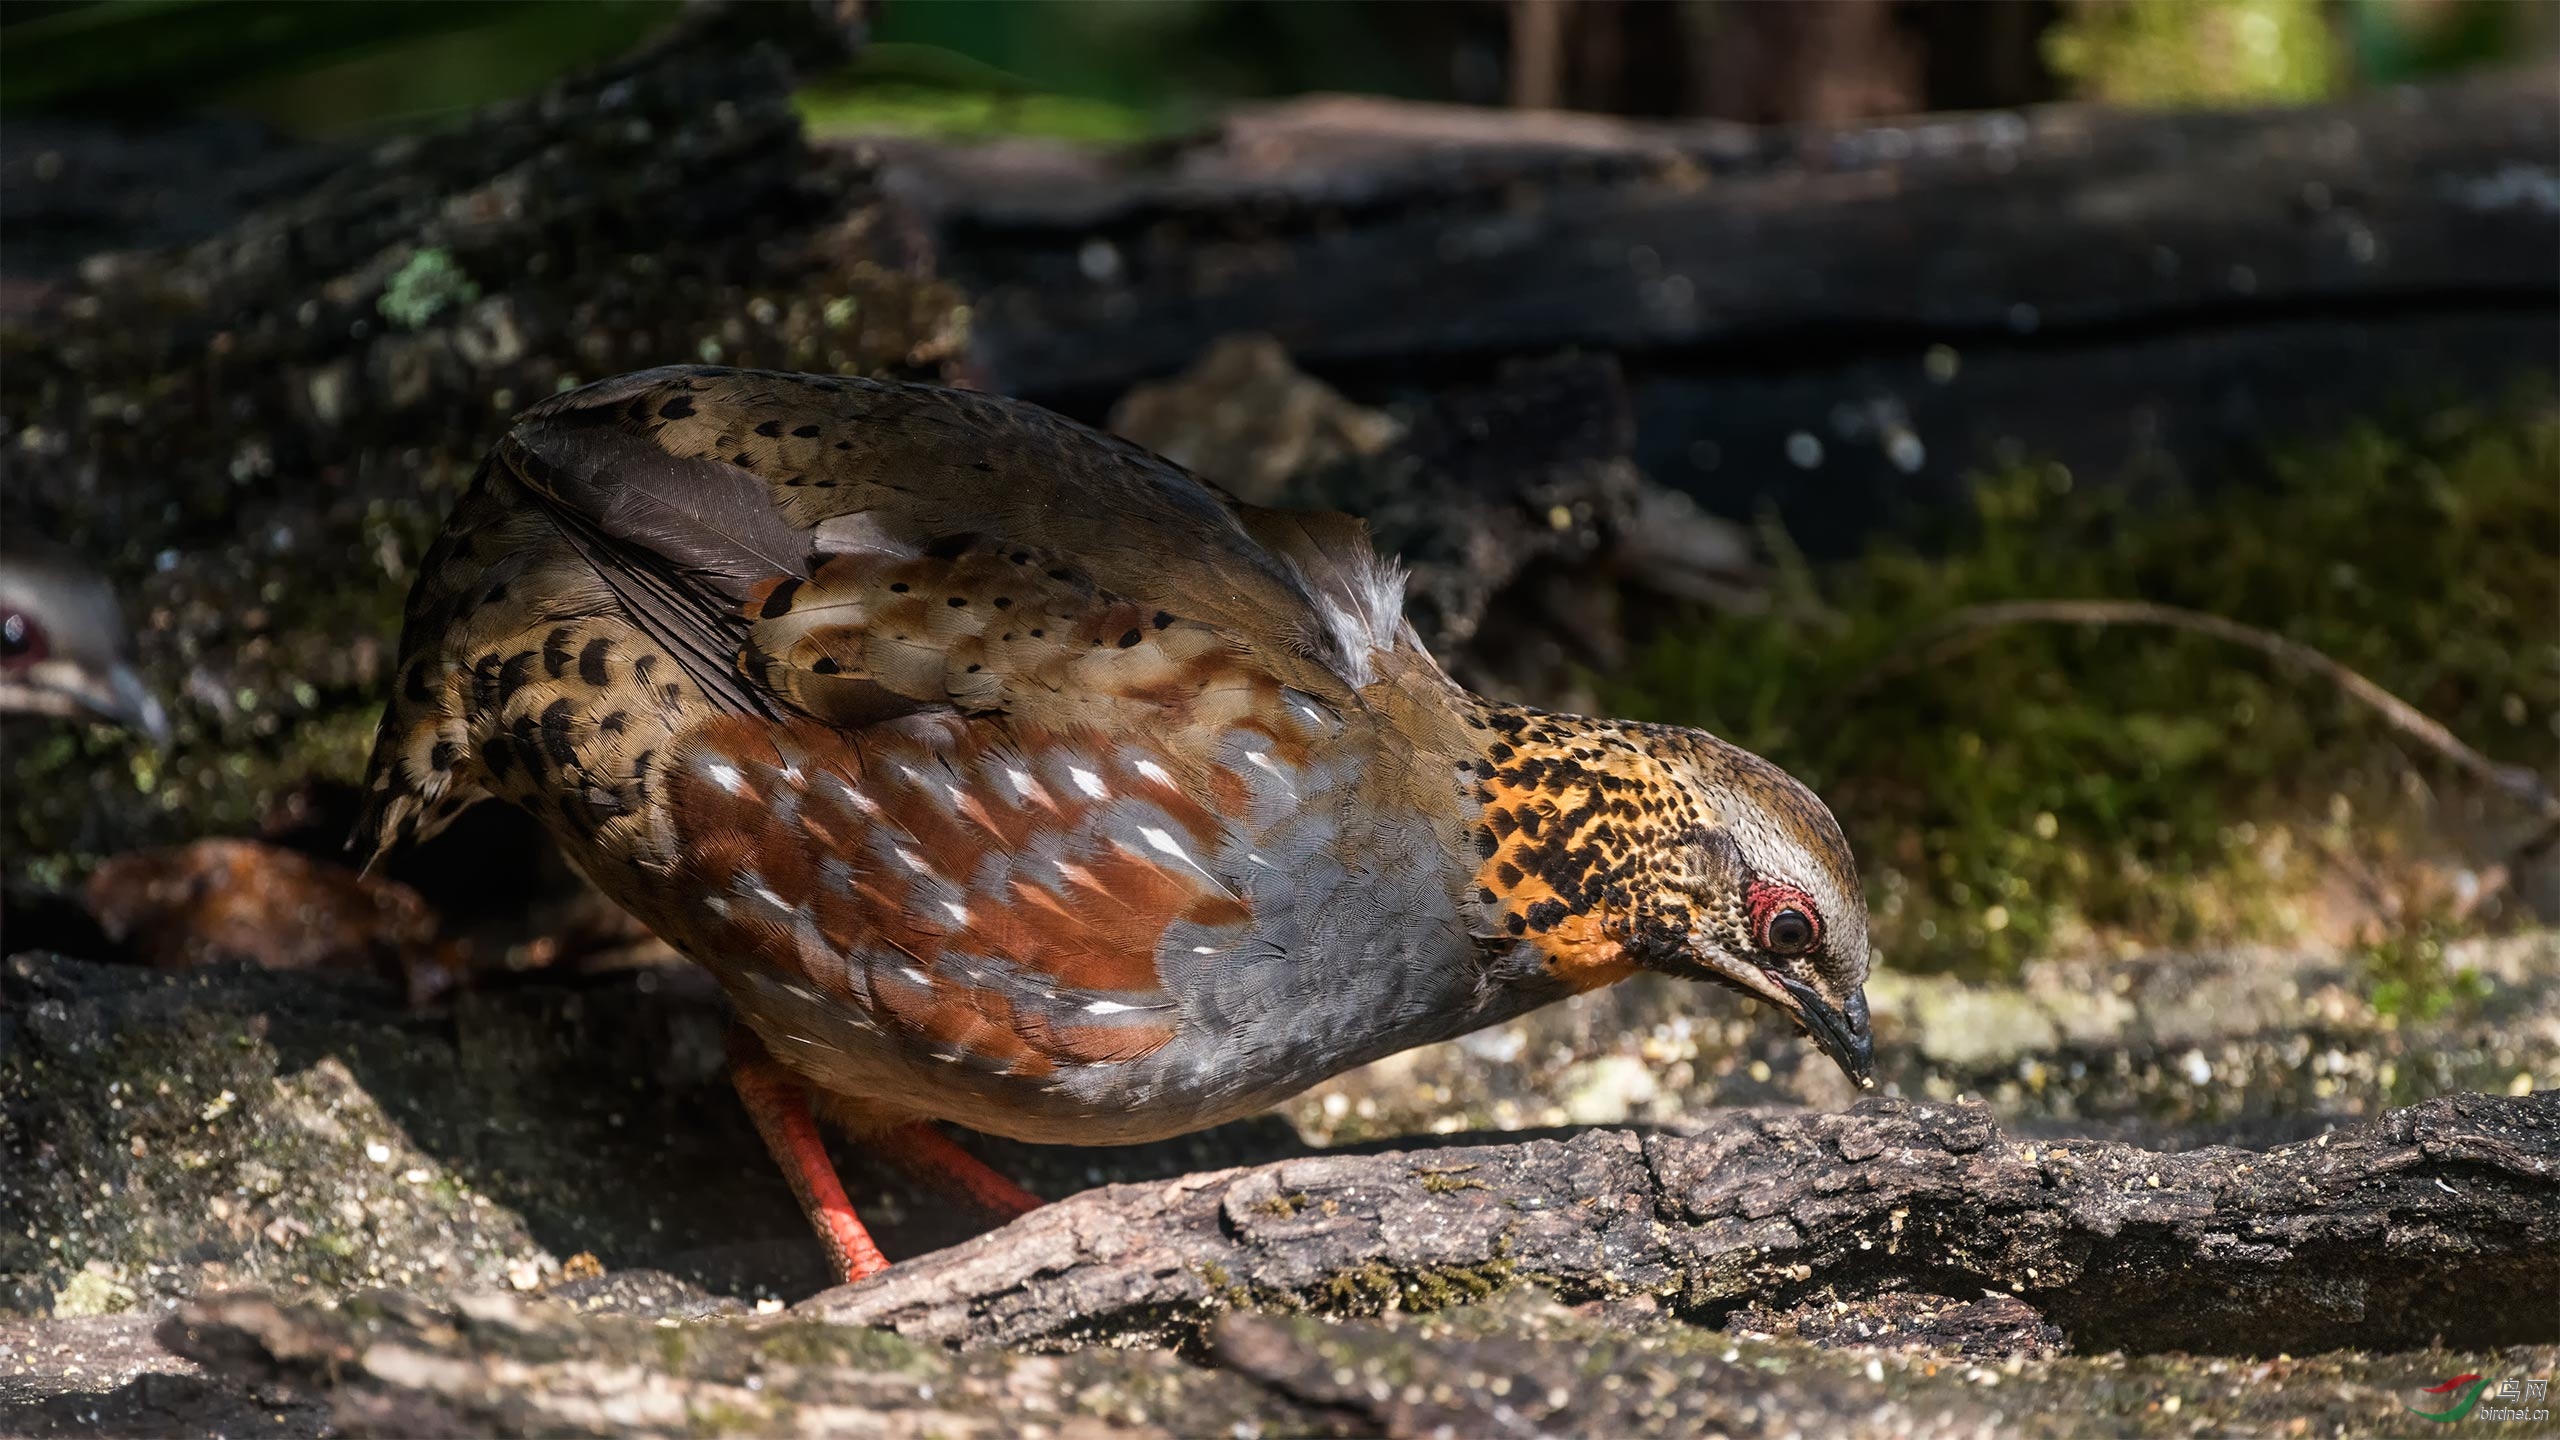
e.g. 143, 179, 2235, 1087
0, 1, 679, 129
2363, 923, 2491, 1025
0, 0, 1451, 139
1610, 393, 2560, 975
793, 44, 1166, 143
792, 81, 1163, 144
2345, 0, 2559, 83
854, 1, 1443, 124
3, 0, 2543, 138
2044, 0, 2339, 105
2042, 0, 2553, 108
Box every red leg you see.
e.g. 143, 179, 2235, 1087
728, 1030, 889, 1285
876, 1123, 1046, 1220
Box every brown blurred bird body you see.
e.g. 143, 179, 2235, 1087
358, 367, 1871, 1283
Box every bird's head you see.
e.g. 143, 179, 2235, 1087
1468, 707, 1872, 1086
0, 550, 170, 745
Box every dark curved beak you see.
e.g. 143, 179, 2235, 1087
1777, 975, 1873, 1088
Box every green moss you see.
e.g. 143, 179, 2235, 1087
1309, 1257, 1518, 1317
1318, 1260, 1402, 1315
1194, 1258, 1279, 1313
1397, 1258, 1515, 1309
378, 249, 482, 331
1611, 393, 2560, 977
752, 1322, 930, 1373
48, 1262, 137, 1317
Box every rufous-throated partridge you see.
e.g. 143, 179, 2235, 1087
356, 367, 1872, 1284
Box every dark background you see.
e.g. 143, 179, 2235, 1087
2, 0, 2546, 138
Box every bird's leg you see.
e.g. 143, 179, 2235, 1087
727, 1027, 889, 1285
873, 1122, 1045, 1220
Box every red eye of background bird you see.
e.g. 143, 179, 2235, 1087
1, 611, 46, 671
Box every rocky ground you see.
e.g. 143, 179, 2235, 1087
15, 1287, 2558, 1439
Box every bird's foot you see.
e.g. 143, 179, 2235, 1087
728, 1031, 891, 1285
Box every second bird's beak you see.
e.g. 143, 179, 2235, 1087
98, 662, 171, 746
26, 659, 173, 746
1777, 975, 1874, 1088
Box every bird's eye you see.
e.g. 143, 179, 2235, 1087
0, 611, 44, 671
1765, 907, 1817, 956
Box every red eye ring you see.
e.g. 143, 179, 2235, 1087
1745, 878, 1821, 957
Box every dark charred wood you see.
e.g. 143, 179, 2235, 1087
910, 72, 2557, 393
888, 71, 2560, 549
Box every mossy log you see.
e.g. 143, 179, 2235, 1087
87, 1091, 2560, 1438
813, 1090, 2557, 1356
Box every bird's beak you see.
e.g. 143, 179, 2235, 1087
29, 659, 172, 746
1776, 974, 1874, 1088
101, 663, 171, 746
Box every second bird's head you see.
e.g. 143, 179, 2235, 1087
1471, 710, 1872, 1085
0, 550, 170, 746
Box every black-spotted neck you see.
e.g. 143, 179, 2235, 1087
1453, 702, 1733, 991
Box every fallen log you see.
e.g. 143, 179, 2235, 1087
813, 1090, 2558, 1356
909, 73, 2559, 394
893, 72, 2560, 543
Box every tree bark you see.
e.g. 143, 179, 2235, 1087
811, 1091, 2558, 1356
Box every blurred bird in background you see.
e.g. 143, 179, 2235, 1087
0, 547, 170, 745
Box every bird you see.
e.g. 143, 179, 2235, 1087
354, 366, 1872, 1285
0, 547, 170, 745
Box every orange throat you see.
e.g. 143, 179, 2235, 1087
1517, 909, 1637, 993
1466, 709, 1685, 995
